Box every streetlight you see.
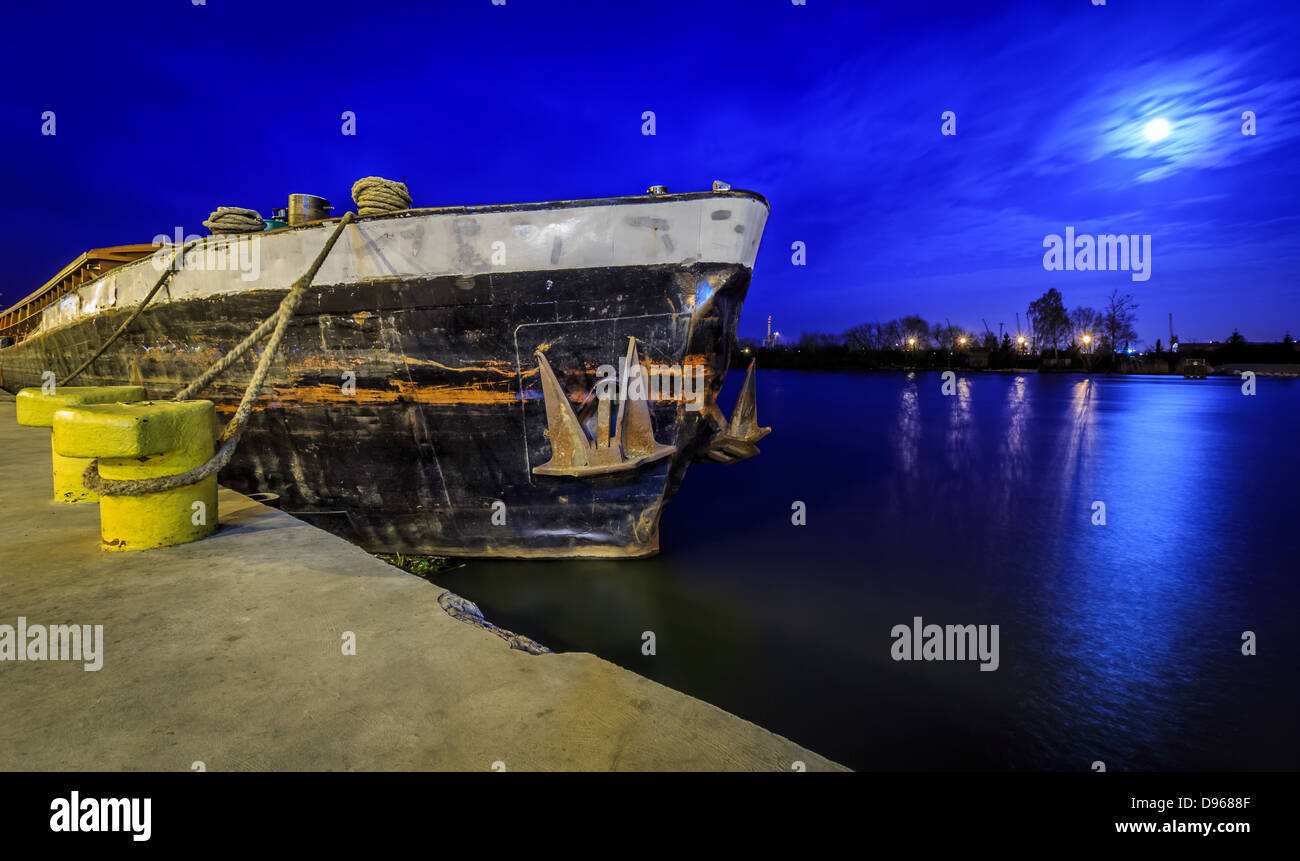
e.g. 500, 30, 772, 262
1082, 333, 1092, 354
957, 337, 967, 347
907, 337, 916, 349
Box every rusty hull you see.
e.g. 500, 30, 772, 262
0, 262, 753, 558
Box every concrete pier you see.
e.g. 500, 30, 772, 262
0, 391, 843, 771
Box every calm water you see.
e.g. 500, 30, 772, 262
437, 371, 1300, 771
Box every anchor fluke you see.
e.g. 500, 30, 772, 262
701, 359, 771, 464
533, 339, 676, 478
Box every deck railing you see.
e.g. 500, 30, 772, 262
0, 246, 156, 344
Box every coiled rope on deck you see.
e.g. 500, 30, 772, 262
351, 176, 411, 216
80, 211, 357, 497
202, 206, 265, 234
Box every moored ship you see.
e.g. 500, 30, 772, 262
0, 184, 771, 558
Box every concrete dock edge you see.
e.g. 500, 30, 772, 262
0, 394, 845, 771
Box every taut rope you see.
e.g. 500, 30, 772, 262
81, 211, 357, 496
61, 239, 201, 386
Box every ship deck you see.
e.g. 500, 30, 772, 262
0, 390, 842, 772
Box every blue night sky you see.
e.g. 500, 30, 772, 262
1, 0, 1296, 345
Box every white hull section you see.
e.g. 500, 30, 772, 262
35, 192, 769, 337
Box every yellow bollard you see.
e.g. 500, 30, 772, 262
51, 400, 219, 550
15, 386, 148, 503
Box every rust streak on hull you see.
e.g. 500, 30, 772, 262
1, 262, 755, 558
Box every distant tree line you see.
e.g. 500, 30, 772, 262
733, 288, 1294, 371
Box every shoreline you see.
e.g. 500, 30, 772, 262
728, 362, 1300, 378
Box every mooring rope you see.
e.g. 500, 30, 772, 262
203, 206, 265, 234
351, 176, 411, 216
61, 240, 202, 385
63, 203, 264, 384
81, 211, 357, 497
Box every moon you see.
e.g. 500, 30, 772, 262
1144, 118, 1171, 142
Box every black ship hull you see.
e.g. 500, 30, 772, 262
0, 191, 769, 557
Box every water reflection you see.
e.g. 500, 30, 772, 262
1023, 377, 1243, 768
992, 375, 1032, 528
437, 372, 1299, 771
941, 375, 971, 474
1043, 377, 1096, 530
892, 372, 922, 477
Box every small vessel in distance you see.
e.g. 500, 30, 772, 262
0, 184, 772, 558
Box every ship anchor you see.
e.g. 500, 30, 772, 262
532, 338, 676, 478
698, 359, 771, 464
